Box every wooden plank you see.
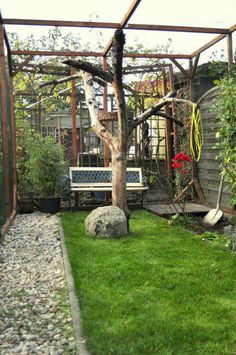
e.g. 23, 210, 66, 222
170, 58, 189, 78
227, 33, 233, 75
3, 19, 229, 34
147, 203, 211, 216
127, 23, 229, 34
193, 178, 205, 203
3, 18, 120, 28
103, 0, 142, 56
228, 24, 236, 34
191, 34, 226, 57
11, 50, 104, 57
124, 52, 192, 59
9, 77, 17, 210
190, 53, 200, 79
11, 49, 192, 59
71, 68, 77, 166
0, 23, 11, 217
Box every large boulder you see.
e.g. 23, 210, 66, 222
85, 206, 127, 238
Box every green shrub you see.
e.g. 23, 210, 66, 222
28, 135, 65, 197
213, 77, 236, 206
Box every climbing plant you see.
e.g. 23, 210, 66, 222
213, 76, 236, 206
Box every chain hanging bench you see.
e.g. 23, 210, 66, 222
69, 167, 149, 207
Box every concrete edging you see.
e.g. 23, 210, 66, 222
57, 216, 90, 355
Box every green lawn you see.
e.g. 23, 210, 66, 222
60, 210, 236, 355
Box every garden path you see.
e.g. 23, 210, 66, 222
0, 212, 78, 354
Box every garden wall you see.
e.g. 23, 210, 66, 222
197, 87, 232, 209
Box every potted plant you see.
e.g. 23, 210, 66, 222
16, 119, 34, 213
29, 134, 66, 214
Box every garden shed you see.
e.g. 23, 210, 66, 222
0, 0, 236, 235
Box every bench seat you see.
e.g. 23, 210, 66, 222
69, 167, 148, 205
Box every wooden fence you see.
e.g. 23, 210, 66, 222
197, 87, 232, 209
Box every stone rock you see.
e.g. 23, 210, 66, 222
85, 206, 127, 238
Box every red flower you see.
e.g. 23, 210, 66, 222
181, 169, 188, 175
181, 154, 191, 162
171, 162, 183, 169
173, 152, 184, 161
173, 152, 191, 162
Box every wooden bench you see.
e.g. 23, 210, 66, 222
69, 167, 148, 205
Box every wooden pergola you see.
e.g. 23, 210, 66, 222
0, 0, 235, 234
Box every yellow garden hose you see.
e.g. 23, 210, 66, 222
190, 103, 203, 162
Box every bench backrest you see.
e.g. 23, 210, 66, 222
69, 167, 144, 188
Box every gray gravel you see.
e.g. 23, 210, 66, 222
0, 211, 79, 354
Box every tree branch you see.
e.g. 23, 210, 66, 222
155, 111, 184, 127
129, 91, 176, 133
39, 74, 79, 88
63, 59, 113, 83
81, 71, 116, 149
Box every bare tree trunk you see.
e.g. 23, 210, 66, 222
81, 70, 131, 227
111, 141, 131, 229
111, 30, 131, 228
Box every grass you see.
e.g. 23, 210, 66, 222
60, 210, 236, 355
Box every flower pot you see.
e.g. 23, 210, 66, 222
35, 197, 61, 214
18, 192, 34, 213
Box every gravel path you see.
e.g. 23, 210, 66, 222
0, 212, 79, 354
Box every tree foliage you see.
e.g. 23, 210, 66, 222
213, 76, 236, 205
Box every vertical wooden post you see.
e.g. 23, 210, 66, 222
189, 59, 194, 101
79, 98, 84, 167
71, 67, 78, 208
103, 56, 110, 205
163, 68, 172, 176
0, 23, 11, 216
9, 77, 17, 210
103, 56, 109, 167
169, 64, 178, 153
71, 67, 77, 166
227, 33, 233, 77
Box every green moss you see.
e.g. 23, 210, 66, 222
61, 210, 236, 355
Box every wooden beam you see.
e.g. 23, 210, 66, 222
103, 0, 142, 56
190, 34, 226, 57
227, 33, 233, 76
3, 18, 230, 34
124, 53, 192, 59
103, 56, 109, 168
170, 58, 189, 78
3, 28, 13, 76
12, 55, 33, 76
127, 23, 229, 34
11, 50, 104, 57
190, 53, 200, 79
12, 49, 192, 59
71, 68, 77, 167
3, 18, 120, 28
228, 24, 236, 34
9, 77, 17, 210
0, 23, 11, 217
